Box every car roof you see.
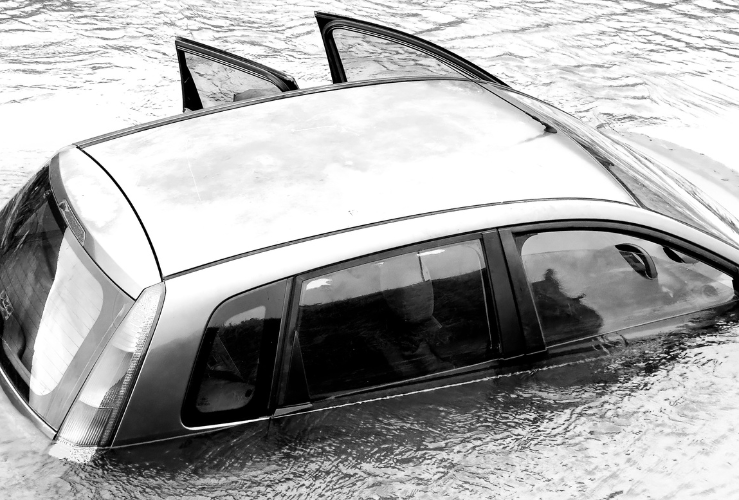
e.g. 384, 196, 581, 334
83, 78, 635, 277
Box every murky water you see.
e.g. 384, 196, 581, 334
2, 0, 739, 497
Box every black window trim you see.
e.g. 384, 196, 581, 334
315, 11, 509, 87
499, 219, 739, 351
272, 231, 507, 414
483, 230, 532, 358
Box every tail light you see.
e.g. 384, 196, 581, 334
56, 282, 165, 447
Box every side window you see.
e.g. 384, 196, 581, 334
517, 230, 738, 345
175, 37, 299, 112
295, 240, 494, 398
332, 29, 466, 81
183, 280, 286, 426
182, 51, 284, 108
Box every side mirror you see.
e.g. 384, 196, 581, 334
616, 243, 658, 280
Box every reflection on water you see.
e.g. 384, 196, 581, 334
2, 0, 739, 497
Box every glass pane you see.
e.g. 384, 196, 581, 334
186, 280, 286, 425
195, 306, 265, 413
333, 28, 465, 81
519, 230, 737, 345
183, 51, 281, 109
297, 241, 492, 398
0, 167, 133, 428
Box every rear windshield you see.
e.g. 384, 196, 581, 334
0, 166, 133, 429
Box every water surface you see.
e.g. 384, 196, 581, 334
1, 0, 739, 497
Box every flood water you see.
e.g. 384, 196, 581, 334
2, 0, 739, 498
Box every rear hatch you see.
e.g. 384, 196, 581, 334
0, 148, 160, 435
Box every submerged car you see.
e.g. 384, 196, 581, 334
2, 12, 738, 452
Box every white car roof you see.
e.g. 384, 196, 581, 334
84, 79, 634, 276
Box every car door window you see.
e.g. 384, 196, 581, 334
295, 240, 494, 398
516, 230, 737, 346
332, 28, 466, 81
183, 280, 287, 426
175, 37, 298, 112
316, 12, 508, 86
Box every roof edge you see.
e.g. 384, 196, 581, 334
163, 197, 636, 280
75, 76, 502, 149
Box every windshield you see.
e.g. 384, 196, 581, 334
483, 83, 739, 249
0, 166, 133, 429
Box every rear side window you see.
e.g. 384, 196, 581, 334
184, 280, 286, 426
296, 240, 493, 398
332, 29, 465, 81
517, 230, 738, 345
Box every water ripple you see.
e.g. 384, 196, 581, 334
2, 0, 739, 498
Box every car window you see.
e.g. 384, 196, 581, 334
517, 230, 738, 346
184, 280, 286, 426
332, 28, 466, 81
181, 51, 283, 109
295, 240, 493, 398
175, 37, 299, 112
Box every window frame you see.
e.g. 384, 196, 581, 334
499, 220, 739, 351
272, 231, 508, 415
315, 12, 509, 87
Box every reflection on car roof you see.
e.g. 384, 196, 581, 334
85, 79, 634, 276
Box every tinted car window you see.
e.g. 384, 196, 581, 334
296, 241, 493, 398
182, 51, 282, 109
518, 230, 738, 345
332, 28, 465, 81
184, 280, 286, 426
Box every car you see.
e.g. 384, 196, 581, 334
1, 11, 738, 456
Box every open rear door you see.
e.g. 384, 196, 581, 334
175, 37, 299, 112
315, 12, 508, 87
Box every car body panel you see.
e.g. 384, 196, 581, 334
84, 79, 634, 277
114, 198, 739, 446
48, 147, 161, 298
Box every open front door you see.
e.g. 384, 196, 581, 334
315, 12, 509, 87
175, 37, 299, 112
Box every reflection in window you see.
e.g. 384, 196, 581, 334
297, 241, 492, 398
333, 29, 466, 81
183, 51, 281, 109
195, 306, 265, 413
519, 231, 737, 345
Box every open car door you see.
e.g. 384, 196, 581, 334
315, 12, 509, 87
175, 37, 299, 112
